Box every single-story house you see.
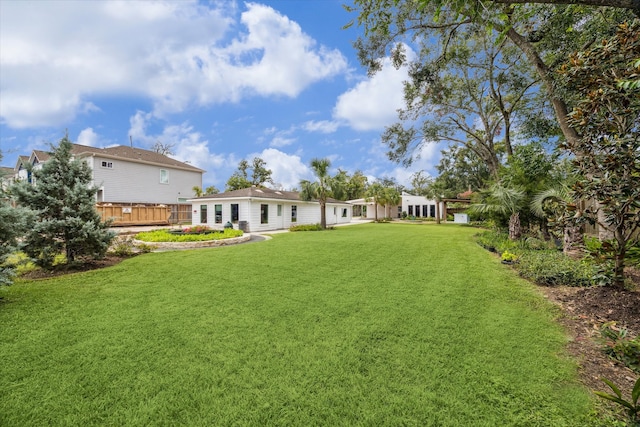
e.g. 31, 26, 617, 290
401, 192, 444, 219
348, 198, 399, 219
188, 186, 353, 232
348, 191, 444, 220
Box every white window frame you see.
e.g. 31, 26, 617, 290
160, 169, 169, 184
101, 161, 114, 169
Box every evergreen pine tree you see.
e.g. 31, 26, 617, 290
0, 153, 34, 285
11, 136, 115, 269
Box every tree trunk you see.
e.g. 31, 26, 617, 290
435, 199, 441, 224
508, 212, 521, 240
504, 27, 580, 148
540, 218, 551, 241
563, 225, 583, 255
320, 201, 327, 229
612, 229, 627, 287
374, 202, 378, 221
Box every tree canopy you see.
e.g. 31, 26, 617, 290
225, 157, 274, 191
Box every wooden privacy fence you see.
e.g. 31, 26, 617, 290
96, 204, 173, 226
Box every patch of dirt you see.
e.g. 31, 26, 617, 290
537, 270, 640, 398
19, 255, 129, 280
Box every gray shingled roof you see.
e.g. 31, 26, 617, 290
191, 186, 348, 203
75, 144, 204, 172
18, 143, 203, 173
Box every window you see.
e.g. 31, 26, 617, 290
291, 205, 297, 222
215, 204, 222, 223
200, 205, 207, 223
101, 161, 113, 169
430, 205, 436, 218
261, 204, 269, 224
408, 205, 413, 216
160, 169, 169, 184
422, 205, 428, 217
415, 205, 420, 217
277, 205, 282, 216
231, 204, 239, 223
342, 208, 348, 218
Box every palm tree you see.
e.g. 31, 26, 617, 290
531, 185, 583, 254
365, 182, 385, 221
383, 187, 401, 218
299, 158, 337, 229
471, 183, 526, 240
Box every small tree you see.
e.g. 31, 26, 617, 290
365, 182, 385, 221
192, 185, 219, 197
471, 183, 527, 240
11, 136, 115, 269
300, 158, 344, 229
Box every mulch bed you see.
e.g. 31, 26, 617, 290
537, 272, 640, 400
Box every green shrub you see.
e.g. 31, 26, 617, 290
109, 236, 136, 257
594, 377, 640, 426
501, 251, 518, 263
136, 228, 243, 242
475, 230, 509, 253
136, 243, 156, 253
289, 224, 328, 232
599, 322, 640, 373
515, 250, 596, 287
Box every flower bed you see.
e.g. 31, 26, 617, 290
134, 227, 249, 249
136, 227, 243, 242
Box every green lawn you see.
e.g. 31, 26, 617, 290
1, 224, 595, 426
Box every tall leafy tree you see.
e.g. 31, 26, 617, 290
409, 171, 433, 196
300, 158, 344, 229
433, 144, 492, 197
11, 137, 115, 269
379, 24, 535, 176
561, 20, 640, 286
348, 1, 634, 152
225, 157, 274, 191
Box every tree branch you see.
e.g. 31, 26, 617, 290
490, 0, 640, 17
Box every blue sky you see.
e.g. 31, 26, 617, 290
0, 0, 442, 190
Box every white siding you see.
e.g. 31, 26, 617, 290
189, 198, 354, 231
90, 155, 202, 204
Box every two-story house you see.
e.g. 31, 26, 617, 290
4, 144, 205, 225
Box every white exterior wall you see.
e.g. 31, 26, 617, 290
401, 193, 443, 219
87, 155, 202, 204
190, 198, 352, 231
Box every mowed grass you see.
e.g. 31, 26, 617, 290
0, 224, 594, 426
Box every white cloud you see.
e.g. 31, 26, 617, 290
256, 148, 310, 190
0, 1, 347, 128
77, 127, 100, 147
270, 136, 296, 148
302, 120, 339, 134
126, 111, 232, 186
333, 54, 411, 131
